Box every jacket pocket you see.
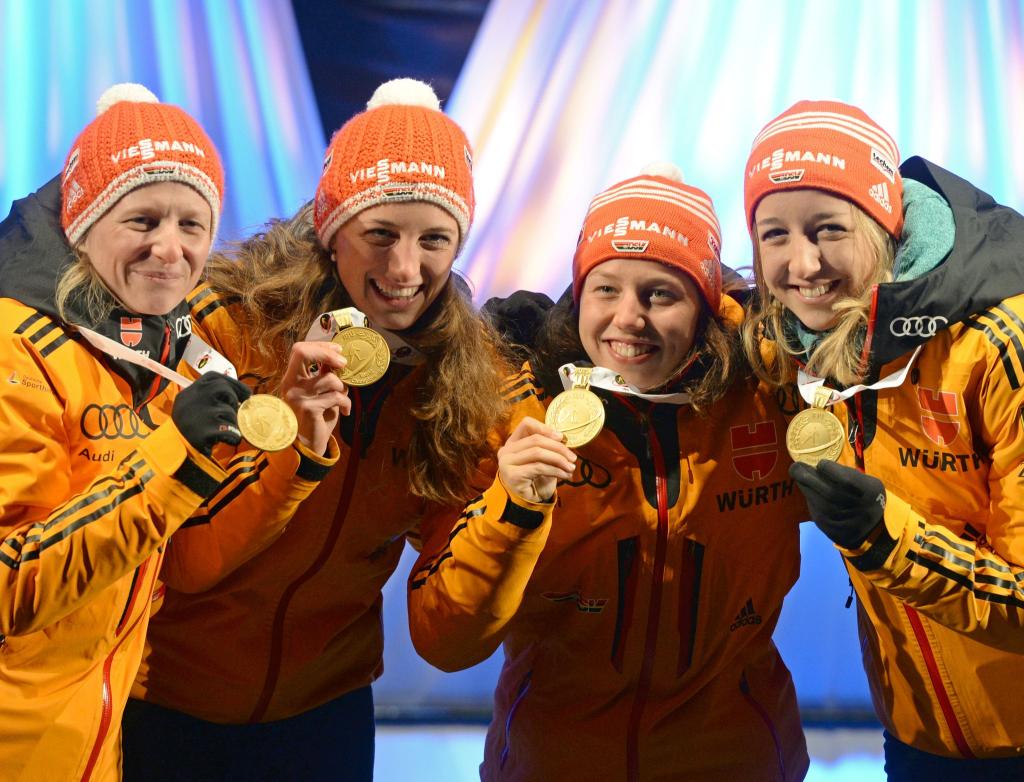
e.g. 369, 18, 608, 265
115, 559, 150, 636
739, 671, 786, 781
610, 536, 639, 672
499, 670, 533, 770
676, 539, 705, 676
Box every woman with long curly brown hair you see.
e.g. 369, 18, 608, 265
121, 79, 512, 782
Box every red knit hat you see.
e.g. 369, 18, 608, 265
61, 83, 224, 245
573, 163, 722, 313
314, 78, 474, 251
744, 99, 903, 238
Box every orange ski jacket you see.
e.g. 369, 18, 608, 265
793, 158, 1024, 759
133, 285, 432, 723
0, 180, 334, 781
409, 297, 810, 782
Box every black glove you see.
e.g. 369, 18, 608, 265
482, 288, 557, 355
789, 460, 886, 549
172, 373, 252, 456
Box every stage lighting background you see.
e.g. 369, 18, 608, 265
2, 0, 1022, 719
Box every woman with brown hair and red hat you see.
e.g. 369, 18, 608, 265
741, 100, 1024, 777
119, 79, 513, 781
408, 164, 810, 781
0, 85, 340, 781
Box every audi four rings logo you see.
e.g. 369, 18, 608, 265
80, 404, 146, 440
889, 316, 948, 338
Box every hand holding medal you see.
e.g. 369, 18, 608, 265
302, 308, 412, 388
75, 325, 302, 453
498, 417, 578, 503
282, 340, 351, 454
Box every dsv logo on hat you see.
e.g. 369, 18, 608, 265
80, 404, 146, 440
889, 316, 948, 338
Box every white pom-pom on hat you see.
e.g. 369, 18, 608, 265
366, 78, 441, 112
640, 161, 685, 182
96, 83, 159, 116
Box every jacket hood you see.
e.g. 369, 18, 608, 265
0, 175, 194, 405
0, 176, 72, 319
862, 156, 1024, 373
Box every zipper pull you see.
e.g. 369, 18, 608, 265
845, 577, 855, 609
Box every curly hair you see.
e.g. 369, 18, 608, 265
202, 203, 513, 506
740, 205, 896, 388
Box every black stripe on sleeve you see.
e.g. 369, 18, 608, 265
180, 459, 269, 528
14, 312, 45, 335
39, 333, 70, 358
297, 451, 332, 482
172, 458, 223, 498
905, 551, 1024, 609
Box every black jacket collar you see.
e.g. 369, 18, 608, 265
863, 156, 1024, 373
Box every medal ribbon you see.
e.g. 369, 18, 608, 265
557, 364, 692, 404
796, 345, 923, 407
303, 307, 424, 365
76, 326, 237, 389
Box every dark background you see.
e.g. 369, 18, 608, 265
292, 0, 489, 139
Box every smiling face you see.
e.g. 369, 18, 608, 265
79, 181, 213, 316
332, 201, 459, 331
578, 258, 703, 391
754, 189, 878, 331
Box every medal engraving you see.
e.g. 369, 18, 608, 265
333, 326, 390, 386
237, 394, 298, 452
786, 407, 845, 466
545, 387, 605, 448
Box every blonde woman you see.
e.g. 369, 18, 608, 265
0, 85, 337, 781
742, 99, 1024, 778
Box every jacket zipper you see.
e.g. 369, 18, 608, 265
851, 394, 975, 758
247, 381, 392, 722
136, 325, 171, 413
739, 672, 786, 780
623, 408, 670, 782
499, 670, 533, 769
80, 565, 156, 781
903, 604, 976, 758
80, 324, 168, 779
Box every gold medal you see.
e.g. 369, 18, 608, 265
237, 394, 298, 452
545, 367, 605, 448
786, 386, 845, 466
333, 326, 390, 386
